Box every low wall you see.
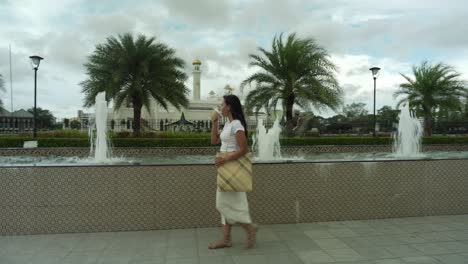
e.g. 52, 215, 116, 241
0, 144, 467, 157
1, 158, 467, 235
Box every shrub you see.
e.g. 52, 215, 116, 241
0, 135, 467, 148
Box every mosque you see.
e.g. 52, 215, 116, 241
75, 59, 269, 132
110, 59, 235, 131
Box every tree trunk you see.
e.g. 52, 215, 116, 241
132, 97, 142, 137
424, 113, 433, 136
284, 94, 295, 136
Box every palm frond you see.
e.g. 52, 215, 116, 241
241, 32, 342, 122
80, 32, 189, 133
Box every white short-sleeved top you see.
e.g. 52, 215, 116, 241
220, 119, 245, 152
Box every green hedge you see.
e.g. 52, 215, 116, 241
0, 137, 28, 148
421, 136, 468, 144
13, 130, 212, 139
17, 130, 88, 138
112, 138, 212, 147
280, 137, 392, 145
0, 137, 212, 148
282, 136, 468, 145
0, 136, 467, 148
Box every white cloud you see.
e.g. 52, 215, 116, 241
0, 0, 468, 119
333, 54, 413, 113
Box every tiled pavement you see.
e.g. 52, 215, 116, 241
2, 215, 468, 264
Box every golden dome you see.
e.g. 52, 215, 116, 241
192, 59, 202, 65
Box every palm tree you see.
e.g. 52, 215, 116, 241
81, 33, 189, 136
241, 33, 342, 130
0, 74, 5, 108
394, 61, 467, 136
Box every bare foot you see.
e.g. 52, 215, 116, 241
244, 223, 259, 249
208, 240, 232, 249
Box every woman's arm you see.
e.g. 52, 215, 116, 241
215, 130, 248, 166
211, 120, 221, 145
224, 130, 248, 161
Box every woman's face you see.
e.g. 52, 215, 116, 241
220, 98, 230, 117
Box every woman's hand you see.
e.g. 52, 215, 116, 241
215, 156, 227, 167
210, 110, 220, 122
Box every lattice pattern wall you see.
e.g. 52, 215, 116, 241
1, 159, 467, 236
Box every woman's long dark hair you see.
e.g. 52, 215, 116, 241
223, 94, 248, 138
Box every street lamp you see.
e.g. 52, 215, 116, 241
369, 66, 380, 137
29, 55, 44, 138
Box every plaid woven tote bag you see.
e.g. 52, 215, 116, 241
216, 152, 253, 192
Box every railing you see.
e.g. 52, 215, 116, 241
1, 118, 467, 135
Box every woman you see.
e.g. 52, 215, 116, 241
208, 94, 258, 249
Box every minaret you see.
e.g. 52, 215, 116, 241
192, 59, 201, 101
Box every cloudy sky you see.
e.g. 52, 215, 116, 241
0, 0, 467, 119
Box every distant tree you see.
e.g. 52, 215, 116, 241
378, 105, 399, 131
0, 74, 5, 108
327, 114, 348, 123
224, 84, 235, 95
342, 102, 368, 121
27, 107, 55, 130
394, 61, 467, 136
70, 120, 81, 130
464, 94, 468, 119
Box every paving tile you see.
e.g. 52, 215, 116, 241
384, 245, 423, 258
165, 257, 199, 264
349, 227, 385, 236
374, 259, 405, 264
296, 223, 328, 231
268, 224, 300, 232
392, 234, 427, 244
96, 255, 132, 264
285, 238, 321, 252
353, 246, 395, 260
304, 230, 335, 239
409, 242, 452, 255
313, 238, 350, 250
128, 255, 165, 264
325, 248, 364, 262
436, 241, 468, 254
445, 230, 468, 240
231, 253, 303, 264
61, 252, 102, 264
3, 215, 468, 264
400, 255, 441, 264
165, 246, 198, 259
225, 241, 290, 256
434, 253, 468, 264
365, 235, 401, 247
275, 230, 311, 241
296, 249, 335, 263
327, 227, 360, 238
341, 236, 376, 249
198, 255, 235, 264
415, 232, 455, 243
254, 228, 281, 242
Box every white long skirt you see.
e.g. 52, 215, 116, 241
216, 190, 252, 225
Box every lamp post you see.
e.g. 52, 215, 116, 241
369, 67, 380, 137
29, 55, 44, 138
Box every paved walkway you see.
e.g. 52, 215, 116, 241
2, 215, 468, 264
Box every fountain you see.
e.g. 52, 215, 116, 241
89, 92, 112, 162
392, 103, 424, 158
1, 99, 466, 167
252, 118, 282, 160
